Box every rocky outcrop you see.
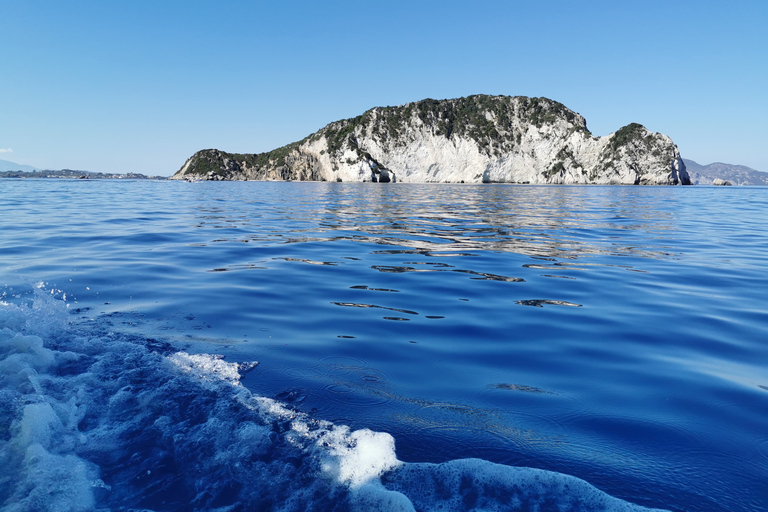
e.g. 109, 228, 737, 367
172, 95, 689, 185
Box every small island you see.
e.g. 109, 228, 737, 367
172, 95, 690, 185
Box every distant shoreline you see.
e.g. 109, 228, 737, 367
0, 170, 166, 180
2, 174, 755, 186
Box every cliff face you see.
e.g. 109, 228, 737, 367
172, 95, 689, 185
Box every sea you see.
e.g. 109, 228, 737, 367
1, 179, 766, 512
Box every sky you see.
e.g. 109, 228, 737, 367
1, 0, 766, 176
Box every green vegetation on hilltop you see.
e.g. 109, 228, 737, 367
183, 137, 310, 177
184, 150, 223, 176
323, 116, 364, 155
235, 138, 306, 168
606, 123, 673, 160
609, 123, 647, 151
318, 95, 589, 157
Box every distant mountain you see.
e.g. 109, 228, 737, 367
683, 159, 768, 186
0, 159, 40, 173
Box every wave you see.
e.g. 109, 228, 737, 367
0, 287, 667, 511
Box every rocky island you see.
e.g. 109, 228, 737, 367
172, 95, 690, 185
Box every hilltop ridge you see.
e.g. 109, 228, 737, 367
172, 95, 689, 185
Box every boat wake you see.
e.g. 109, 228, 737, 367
0, 287, 667, 511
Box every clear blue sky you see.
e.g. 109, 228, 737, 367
2, 0, 766, 176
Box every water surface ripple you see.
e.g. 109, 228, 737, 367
2, 180, 767, 512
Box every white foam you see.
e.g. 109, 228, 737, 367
168, 352, 245, 386
1, 293, 107, 512
0, 331, 55, 392
322, 427, 401, 488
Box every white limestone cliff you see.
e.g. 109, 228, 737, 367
172, 95, 689, 185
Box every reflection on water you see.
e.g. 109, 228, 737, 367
185, 183, 681, 263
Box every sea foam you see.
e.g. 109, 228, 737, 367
0, 288, 668, 511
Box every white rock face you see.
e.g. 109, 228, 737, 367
173, 95, 689, 185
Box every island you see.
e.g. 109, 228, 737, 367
172, 95, 690, 185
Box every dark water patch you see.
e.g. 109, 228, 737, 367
372, 249, 431, 255
516, 299, 583, 308
277, 257, 338, 266
368, 265, 523, 282
453, 269, 525, 282
371, 265, 425, 273
207, 264, 267, 272
370, 264, 457, 274
490, 383, 555, 394
331, 302, 418, 315
350, 285, 400, 292
402, 261, 456, 268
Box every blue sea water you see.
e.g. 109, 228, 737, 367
1, 179, 766, 512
